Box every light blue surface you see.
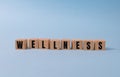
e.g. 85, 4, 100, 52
0, 0, 120, 77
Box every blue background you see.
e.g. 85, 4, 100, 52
0, 0, 120, 77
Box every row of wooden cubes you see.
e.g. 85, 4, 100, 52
15, 39, 105, 50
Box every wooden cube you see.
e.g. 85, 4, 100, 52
38, 38, 50, 49
29, 38, 39, 49
61, 39, 70, 50
15, 39, 27, 49
94, 40, 105, 50
50, 39, 61, 50
84, 40, 94, 50
72, 39, 82, 50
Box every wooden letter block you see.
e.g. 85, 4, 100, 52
50, 39, 61, 50
72, 39, 82, 50
95, 40, 105, 50
29, 38, 39, 49
84, 40, 94, 50
38, 38, 50, 49
61, 39, 70, 50
15, 39, 27, 49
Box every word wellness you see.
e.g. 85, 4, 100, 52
15, 38, 105, 50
